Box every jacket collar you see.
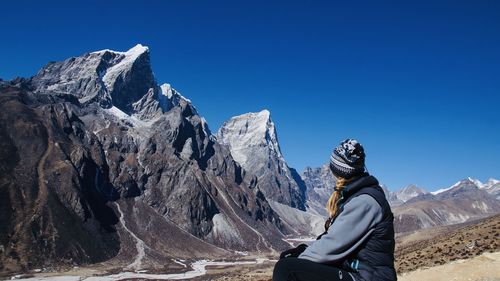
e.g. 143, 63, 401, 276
342, 173, 379, 197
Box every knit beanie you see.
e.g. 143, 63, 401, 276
329, 139, 366, 179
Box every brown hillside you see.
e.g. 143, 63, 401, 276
395, 214, 500, 273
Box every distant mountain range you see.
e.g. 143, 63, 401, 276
391, 178, 500, 233
0, 44, 498, 273
387, 177, 500, 204
301, 168, 500, 233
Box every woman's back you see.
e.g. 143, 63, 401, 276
273, 139, 397, 281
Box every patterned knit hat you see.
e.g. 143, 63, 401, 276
329, 139, 366, 179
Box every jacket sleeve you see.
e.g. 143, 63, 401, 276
298, 194, 383, 263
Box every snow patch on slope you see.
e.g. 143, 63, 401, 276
468, 177, 485, 189
158, 83, 198, 114
471, 178, 500, 190
105, 106, 157, 128
99, 44, 149, 92
160, 83, 191, 103
431, 181, 462, 195
211, 213, 241, 243
471, 201, 490, 212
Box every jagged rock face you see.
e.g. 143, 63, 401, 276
471, 178, 500, 200
393, 179, 500, 233
301, 164, 335, 217
300, 165, 402, 215
216, 110, 306, 210
380, 184, 403, 206
0, 45, 289, 272
0, 86, 120, 272
99, 102, 286, 251
30, 44, 156, 114
300, 164, 409, 214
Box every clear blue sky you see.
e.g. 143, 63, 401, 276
1, 0, 499, 191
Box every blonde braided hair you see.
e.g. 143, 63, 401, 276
325, 176, 353, 230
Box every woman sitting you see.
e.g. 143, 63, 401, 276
273, 139, 397, 281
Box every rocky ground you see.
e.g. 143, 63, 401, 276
395, 214, 500, 273
398, 251, 500, 281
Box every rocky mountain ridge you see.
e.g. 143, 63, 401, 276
301, 167, 500, 233
216, 110, 306, 210
216, 110, 321, 236
392, 178, 500, 233
0, 45, 290, 273
301, 164, 335, 217
392, 184, 428, 206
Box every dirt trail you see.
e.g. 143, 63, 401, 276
35, 125, 53, 213
399, 251, 500, 281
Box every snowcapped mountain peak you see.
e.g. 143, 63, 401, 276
463, 177, 480, 187
248, 109, 274, 133
31, 43, 155, 114
155, 83, 199, 117
100, 45, 151, 94
467, 177, 484, 188
30, 44, 202, 123
232, 109, 272, 127
241, 109, 271, 118
432, 180, 462, 195
257, 109, 270, 117
91, 43, 149, 56
160, 83, 174, 99
487, 178, 500, 186
127, 43, 149, 54
216, 109, 306, 210
216, 109, 281, 166
460, 177, 500, 191
159, 83, 191, 105
394, 184, 428, 202
431, 178, 481, 195
482, 178, 500, 199
403, 184, 418, 190
217, 110, 275, 144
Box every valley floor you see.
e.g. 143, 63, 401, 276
4, 251, 500, 281
4, 215, 499, 281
